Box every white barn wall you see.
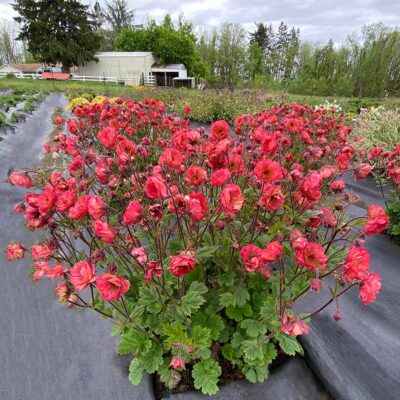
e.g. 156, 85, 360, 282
78, 52, 158, 84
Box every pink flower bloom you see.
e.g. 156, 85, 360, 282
365, 205, 389, 236
343, 247, 370, 282
170, 356, 185, 369
359, 272, 381, 304
257, 184, 285, 212
6, 244, 24, 261
123, 200, 143, 225
31, 244, 52, 260
131, 247, 148, 264
261, 241, 283, 263
188, 192, 208, 221
210, 120, 230, 141
93, 220, 115, 244
70, 260, 97, 291
220, 184, 245, 217
240, 244, 262, 272
32, 262, 50, 281
354, 163, 372, 180
69, 195, 90, 220
169, 255, 196, 277
300, 172, 322, 201
281, 314, 310, 336
310, 278, 323, 292
144, 261, 163, 281
145, 176, 167, 199
210, 168, 231, 187
294, 240, 327, 270
96, 273, 130, 301
46, 263, 68, 279
185, 165, 207, 185
9, 171, 32, 188
98, 127, 118, 148
254, 159, 283, 183
55, 190, 76, 212
88, 196, 107, 219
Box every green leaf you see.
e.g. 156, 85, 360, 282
244, 365, 268, 383
226, 305, 244, 322
118, 330, 152, 355
197, 245, 220, 260
192, 311, 224, 340
219, 292, 236, 307
139, 286, 163, 314
192, 325, 212, 356
243, 339, 264, 361
192, 359, 221, 396
179, 282, 208, 316
128, 358, 144, 385
142, 342, 163, 373
231, 332, 244, 349
240, 319, 267, 338
235, 287, 250, 307
111, 324, 125, 337
263, 342, 278, 365
276, 334, 303, 356
162, 322, 187, 346
218, 271, 235, 286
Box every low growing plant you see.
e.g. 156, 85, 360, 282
5, 98, 388, 395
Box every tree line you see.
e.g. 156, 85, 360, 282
4, 0, 400, 97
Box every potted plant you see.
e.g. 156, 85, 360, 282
5, 98, 388, 396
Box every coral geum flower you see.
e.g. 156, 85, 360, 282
4, 98, 385, 396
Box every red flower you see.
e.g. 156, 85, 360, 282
261, 241, 283, 263
145, 176, 167, 199
168, 195, 187, 215
6, 244, 24, 261
55, 190, 76, 212
365, 205, 389, 236
343, 247, 370, 282
310, 278, 323, 292
159, 148, 183, 170
185, 165, 207, 185
188, 192, 208, 221
184, 105, 191, 115
388, 167, 400, 184
240, 244, 262, 272
32, 261, 50, 281
169, 254, 196, 277
70, 260, 97, 291
68, 157, 84, 177
261, 132, 278, 155
123, 200, 143, 225
330, 180, 346, 192
31, 244, 52, 260
88, 196, 107, 219
359, 272, 381, 304
46, 263, 68, 279
354, 163, 372, 180
220, 184, 245, 217
210, 120, 230, 141
9, 171, 32, 188
210, 168, 231, 187
254, 159, 283, 183
257, 184, 285, 212
69, 195, 90, 220
144, 260, 163, 281
98, 127, 118, 148
170, 356, 185, 369
116, 139, 136, 164
37, 189, 57, 213
300, 172, 322, 201
281, 314, 310, 336
96, 273, 130, 301
93, 220, 115, 244
294, 240, 327, 270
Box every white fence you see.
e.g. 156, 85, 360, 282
0, 71, 155, 86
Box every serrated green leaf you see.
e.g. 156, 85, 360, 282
192, 325, 212, 351
142, 342, 163, 373
240, 319, 267, 338
243, 339, 264, 361
128, 358, 143, 385
111, 324, 125, 337
226, 305, 244, 322
219, 292, 236, 307
263, 342, 278, 364
192, 311, 224, 340
162, 322, 187, 346
192, 359, 221, 396
235, 287, 250, 307
197, 245, 220, 260
218, 271, 235, 286
276, 333, 303, 356
244, 365, 268, 383
179, 282, 208, 316
139, 287, 163, 314
231, 332, 244, 349
118, 330, 152, 355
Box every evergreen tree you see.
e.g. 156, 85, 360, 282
105, 0, 135, 31
12, 0, 100, 70
92, 1, 105, 30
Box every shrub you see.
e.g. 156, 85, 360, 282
351, 107, 400, 151
5, 98, 387, 395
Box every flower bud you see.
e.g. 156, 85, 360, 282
92, 249, 106, 261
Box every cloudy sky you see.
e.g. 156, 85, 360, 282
1, 0, 400, 43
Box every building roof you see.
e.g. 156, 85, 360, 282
151, 63, 186, 71
0, 63, 42, 72
95, 52, 153, 57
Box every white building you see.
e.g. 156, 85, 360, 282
77, 52, 192, 87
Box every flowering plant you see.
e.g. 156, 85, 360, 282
6, 98, 388, 395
